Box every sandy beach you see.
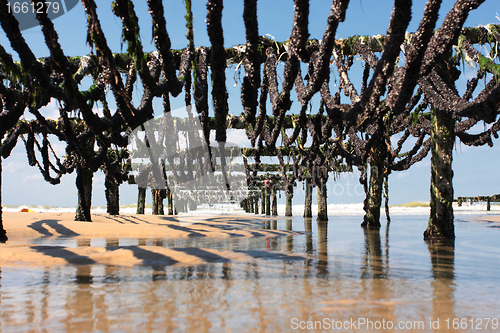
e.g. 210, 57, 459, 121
0, 212, 304, 268
469, 214, 500, 224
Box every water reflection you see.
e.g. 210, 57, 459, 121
317, 221, 328, 277
361, 228, 387, 279
304, 218, 313, 253
0, 217, 499, 332
427, 239, 456, 325
285, 219, 293, 252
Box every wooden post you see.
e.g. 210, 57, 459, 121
75, 165, 93, 222
261, 189, 266, 214
304, 178, 312, 218
137, 187, 146, 214
0, 154, 7, 241
317, 178, 328, 221
487, 197, 491, 211
425, 108, 455, 240
362, 159, 384, 228
158, 190, 165, 215
265, 187, 271, 216
254, 195, 259, 214
285, 186, 293, 217
272, 186, 278, 216
167, 188, 174, 215
105, 174, 120, 216
245, 198, 250, 213
152, 189, 159, 215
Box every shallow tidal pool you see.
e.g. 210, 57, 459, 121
0, 215, 499, 332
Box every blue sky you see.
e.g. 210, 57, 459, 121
1, 0, 500, 208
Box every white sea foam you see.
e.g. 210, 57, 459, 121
3, 202, 499, 216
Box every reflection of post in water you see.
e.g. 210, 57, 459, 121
361, 228, 386, 279
106, 238, 120, 247
264, 220, 271, 230
77, 238, 91, 247
65, 265, 94, 332
271, 186, 278, 216
286, 219, 293, 252
385, 220, 390, 260
317, 221, 328, 276
221, 262, 232, 280
360, 227, 397, 323
427, 239, 455, 322
35, 270, 50, 324
271, 219, 277, 230
304, 218, 313, 254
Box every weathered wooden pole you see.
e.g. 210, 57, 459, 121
285, 185, 293, 217
0, 154, 7, 241
304, 178, 312, 218
254, 195, 259, 214
362, 159, 384, 228
486, 197, 491, 211
75, 165, 93, 222
137, 187, 146, 214
317, 178, 328, 222
153, 190, 167, 215
167, 188, 174, 215
384, 175, 390, 223
271, 187, 278, 216
158, 190, 165, 215
152, 189, 159, 215
424, 108, 455, 240
105, 175, 120, 216
265, 187, 271, 216
261, 189, 266, 214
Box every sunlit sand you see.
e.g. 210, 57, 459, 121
0, 212, 304, 267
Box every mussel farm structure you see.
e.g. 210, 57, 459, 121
1, 0, 500, 243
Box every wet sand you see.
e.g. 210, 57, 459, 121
470, 214, 500, 224
0, 212, 304, 267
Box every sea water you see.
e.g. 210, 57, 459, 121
4, 201, 500, 215
0, 212, 499, 332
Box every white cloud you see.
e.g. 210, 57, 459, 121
38, 99, 60, 120
208, 129, 251, 148
226, 129, 251, 147
4, 161, 28, 173
22, 173, 43, 182
414, 159, 431, 168
394, 172, 409, 179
